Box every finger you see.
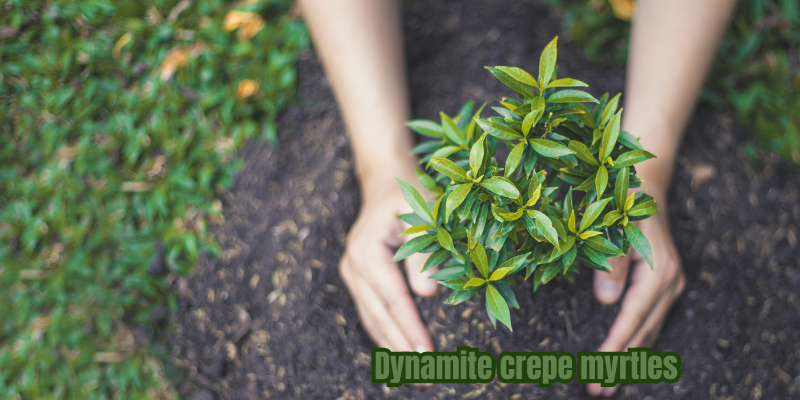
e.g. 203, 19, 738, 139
354, 274, 416, 351
358, 244, 435, 352
624, 272, 684, 349
593, 254, 631, 305
597, 264, 662, 354
405, 252, 438, 297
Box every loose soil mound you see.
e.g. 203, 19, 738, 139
166, 1, 800, 398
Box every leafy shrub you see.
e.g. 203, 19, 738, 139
545, 0, 800, 163
0, 0, 307, 397
395, 37, 658, 331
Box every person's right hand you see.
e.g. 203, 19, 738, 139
339, 167, 439, 352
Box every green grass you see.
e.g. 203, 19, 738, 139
0, 0, 308, 398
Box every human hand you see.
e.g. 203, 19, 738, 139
339, 168, 439, 352
587, 196, 686, 397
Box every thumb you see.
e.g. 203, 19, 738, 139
593, 254, 631, 305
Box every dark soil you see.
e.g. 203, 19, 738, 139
165, 0, 800, 398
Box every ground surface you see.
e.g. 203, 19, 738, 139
165, 0, 800, 398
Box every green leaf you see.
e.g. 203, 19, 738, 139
405, 119, 444, 138
446, 183, 473, 221
522, 110, 539, 136
602, 210, 623, 227
494, 281, 520, 309
562, 246, 577, 272
614, 167, 629, 210
486, 284, 512, 331
595, 165, 608, 197
471, 245, 489, 278
397, 179, 434, 225
614, 150, 656, 167
547, 89, 600, 104
439, 278, 469, 289
504, 142, 525, 177
464, 277, 487, 288
485, 67, 536, 98
474, 118, 523, 140
568, 140, 599, 166
583, 235, 624, 256
538, 36, 558, 89
431, 145, 463, 160
392, 233, 437, 262
529, 139, 573, 158
599, 110, 622, 161
437, 228, 457, 254
400, 224, 431, 236
574, 173, 596, 192
447, 289, 476, 305
600, 93, 621, 128
481, 177, 520, 199
495, 66, 538, 88
618, 130, 643, 150
498, 252, 530, 274
579, 197, 612, 232
624, 224, 653, 270
398, 212, 429, 226
421, 248, 450, 272
469, 133, 487, 175
546, 78, 588, 89
441, 112, 466, 147
531, 210, 559, 249
430, 157, 471, 183
541, 262, 560, 284
582, 246, 611, 271
627, 200, 658, 217
416, 166, 441, 194
429, 266, 468, 280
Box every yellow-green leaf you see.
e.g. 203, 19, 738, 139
568, 210, 576, 233
546, 78, 589, 89
599, 109, 622, 161
504, 142, 525, 177
495, 66, 538, 88
595, 165, 608, 197
489, 266, 515, 281
399, 225, 431, 236
579, 230, 602, 239
464, 277, 487, 288
624, 192, 636, 212
430, 157, 471, 183
446, 183, 473, 221
538, 36, 558, 89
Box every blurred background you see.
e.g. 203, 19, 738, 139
1, 0, 799, 399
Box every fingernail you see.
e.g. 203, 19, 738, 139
595, 279, 620, 303
415, 345, 429, 353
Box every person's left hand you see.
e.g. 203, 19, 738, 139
586, 206, 686, 397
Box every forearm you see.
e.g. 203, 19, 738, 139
298, 0, 415, 190
622, 0, 737, 196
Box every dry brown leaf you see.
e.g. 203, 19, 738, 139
112, 32, 132, 60
223, 10, 265, 41
609, 0, 636, 21
159, 41, 205, 81
159, 48, 188, 81
236, 79, 259, 99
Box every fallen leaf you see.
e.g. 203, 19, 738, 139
237, 79, 259, 99
609, 0, 636, 21
223, 10, 265, 41
112, 32, 132, 60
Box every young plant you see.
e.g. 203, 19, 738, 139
393, 37, 658, 331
